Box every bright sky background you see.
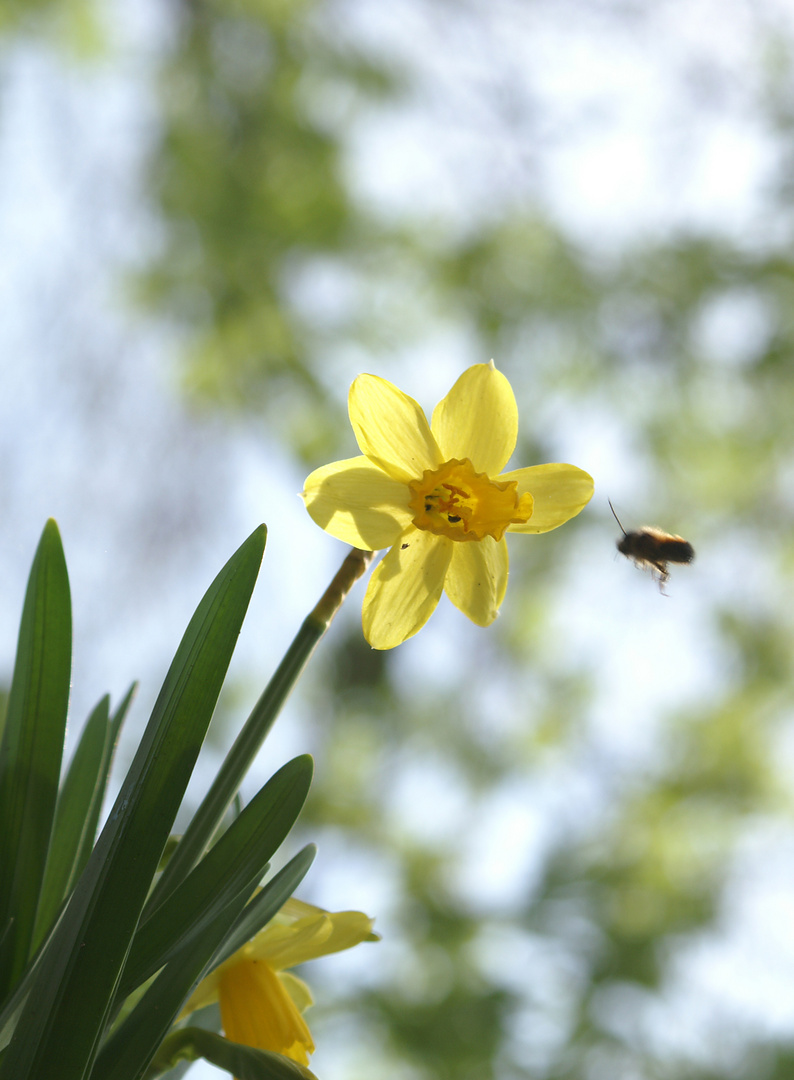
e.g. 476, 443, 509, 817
2, 1, 794, 1077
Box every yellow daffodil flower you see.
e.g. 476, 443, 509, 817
303, 361, 594, 648
181, 898, 377, 1066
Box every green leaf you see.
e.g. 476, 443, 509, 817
120, 755, 313, 997
0, 894, 65, 1055
0, 519, 71, 1000
147, 1028, 318, 1080
34, 697, 102, 946
32, 685, 135, 951
89, 877, 256, 1080
148, 616, 326, 910
0, 525, 266, 1080
75, 684, 136, 876
94, 845, 317, 1080
30, 694, 109, 946
210, 844, 317, 971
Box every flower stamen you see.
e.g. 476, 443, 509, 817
409, 458, 533, 542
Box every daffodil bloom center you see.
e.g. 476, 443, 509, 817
408, 458, 533, 542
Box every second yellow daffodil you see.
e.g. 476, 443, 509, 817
303, 361, 594, 649
181, 898, 377, 1067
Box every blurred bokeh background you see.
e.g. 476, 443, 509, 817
3, 0, 794, 1077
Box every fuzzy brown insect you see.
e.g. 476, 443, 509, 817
609, 500, 694, 592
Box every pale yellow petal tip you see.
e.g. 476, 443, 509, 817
576, 470, 596, 507
362, 630, 388, 651
362, 612, 427, 650
469, 609, 501, 628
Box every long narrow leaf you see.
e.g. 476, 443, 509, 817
0, 882, 69, 1053
120, 755, 313, 997
148, 548, 372, 912
90, 879, 258, 1080
0, 525, 266, 1080
32, 684, 136, 951
147, 1028, 318, 1080
209, 844, 317, 972
98, 845, 317, 1080
32, 696, 110, 948
148, 621, 325, 909
0, 845, 314, 1059
0, 519, 71, 999
74, 683, 137, 878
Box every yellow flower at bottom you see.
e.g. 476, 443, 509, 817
181, 898, 377, 1066
218, 957, 315, 1065
302, 361, 594, 648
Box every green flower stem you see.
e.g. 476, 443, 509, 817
147, 547, 375, 910
308, 547, 375, 627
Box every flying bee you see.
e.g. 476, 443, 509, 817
608, 500, 694, 592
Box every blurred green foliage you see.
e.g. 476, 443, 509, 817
0, 0, 101, 53
139, 0, 399, 460
6, 0, 794, 1078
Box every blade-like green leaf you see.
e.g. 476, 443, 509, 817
147, 1028, 318, 1080
74, 683, 137, 876
0, 525, 266, 1080
97, 845, 317, 1080
1, 691, 136, 1052
0, 883, 68, 1054
0, 519, 71, 999
210, 844, 317, 971
33, 684, 136, 952
32, 696, 109, 948
0, 845, 316, 1061
148, 617, 326, 910
94, 842, 315, 1080
0, 686, 9, 746
120, 755, 313, 996
90, 877, 257, 1080
147, 548, 373, 912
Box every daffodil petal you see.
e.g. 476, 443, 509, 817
252, 907, 377, 970
349, 374, 442, 483
362, 531, 452, 649
277, 898, 325, 923
302, 455, 413, 549
186, 915, 331, 1005
182, 899, 377, 1023
431, 362, 517, 475
267, 911, 377, 969
247, 915, 334, 967
500, 463, 594, 533
444, 536, 508, 626
219, 959, 314, 1065
279, 971, 314, 1012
